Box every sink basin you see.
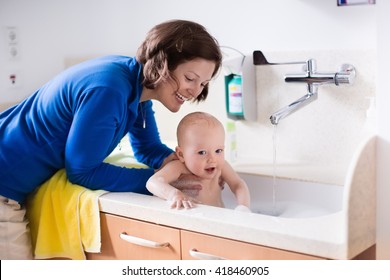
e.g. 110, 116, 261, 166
222, 173, 343, 218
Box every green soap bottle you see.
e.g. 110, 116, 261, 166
225, 74, 244, 120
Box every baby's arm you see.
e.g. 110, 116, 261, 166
221, 161, 251, 209
146, 160, 196, 209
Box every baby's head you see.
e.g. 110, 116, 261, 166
177, 112, 224, 145
176, 112, 225, 178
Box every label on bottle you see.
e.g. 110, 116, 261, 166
228, 75, 243, 114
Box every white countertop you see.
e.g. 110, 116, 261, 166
98, 191, 349, 259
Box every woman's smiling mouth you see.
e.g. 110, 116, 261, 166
175, 92, 190, 103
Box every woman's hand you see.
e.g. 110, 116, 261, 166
157, 153, 178, 173
171, 173, 202, 197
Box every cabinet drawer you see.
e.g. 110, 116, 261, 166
87, 213, 181, 260
181, 230, 323, 260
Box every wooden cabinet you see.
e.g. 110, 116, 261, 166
181, 230, 323, 260
87, 213, 181, 260
87, 212, 324, 260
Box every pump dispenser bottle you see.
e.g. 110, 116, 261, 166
222, 53, 257, 121
226, 74, 244, 119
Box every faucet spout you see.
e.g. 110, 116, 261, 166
270, 86, 318, 125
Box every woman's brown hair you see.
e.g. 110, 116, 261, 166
136, 20, 222, 102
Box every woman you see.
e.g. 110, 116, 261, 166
0, 19, 222, 259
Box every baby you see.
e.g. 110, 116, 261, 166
146, 112, 250, 210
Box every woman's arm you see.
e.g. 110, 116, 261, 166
65, 87, 155, 194
128, 101, 173, 169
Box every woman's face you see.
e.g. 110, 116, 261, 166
156, 58, 216, 112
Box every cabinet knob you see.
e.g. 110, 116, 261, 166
120, 232, 170, 248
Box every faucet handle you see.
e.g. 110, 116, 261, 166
335, 64, 356, 85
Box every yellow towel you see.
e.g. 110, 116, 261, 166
26, 169, 107, 260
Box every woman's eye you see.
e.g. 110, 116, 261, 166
185, 76, 194, 82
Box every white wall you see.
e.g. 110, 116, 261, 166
376, 0, 390, 260
0, 0, 376, 102
1, 0, 387, 259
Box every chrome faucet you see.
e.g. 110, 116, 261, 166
268, 58, 356, 125
270, 83, 318, 125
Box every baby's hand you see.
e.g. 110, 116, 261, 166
234, 205, 252, 213
169, 197, 195, 209
168, 189, 197, 210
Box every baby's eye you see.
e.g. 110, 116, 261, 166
197, 150, 206, 155
216, 149, 224, 154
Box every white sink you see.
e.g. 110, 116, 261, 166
222, 173, 343, 218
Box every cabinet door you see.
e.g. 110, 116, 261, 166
87, 213, 181, 260
181, 230, 323, 260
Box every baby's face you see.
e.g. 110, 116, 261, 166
178, 121, 225, 179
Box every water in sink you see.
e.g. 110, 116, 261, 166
251, 201, 334, 218
222, 173, 344, 218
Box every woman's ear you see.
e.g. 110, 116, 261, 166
175, 146, 185, 163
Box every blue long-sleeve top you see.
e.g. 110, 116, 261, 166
0, 55, 173, 203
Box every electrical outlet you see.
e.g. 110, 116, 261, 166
5, 26, 19, 59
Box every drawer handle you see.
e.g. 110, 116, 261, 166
189, 249, 227, 260
120, 232, 170, 248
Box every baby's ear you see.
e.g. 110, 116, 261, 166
175, 146, 185, 163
